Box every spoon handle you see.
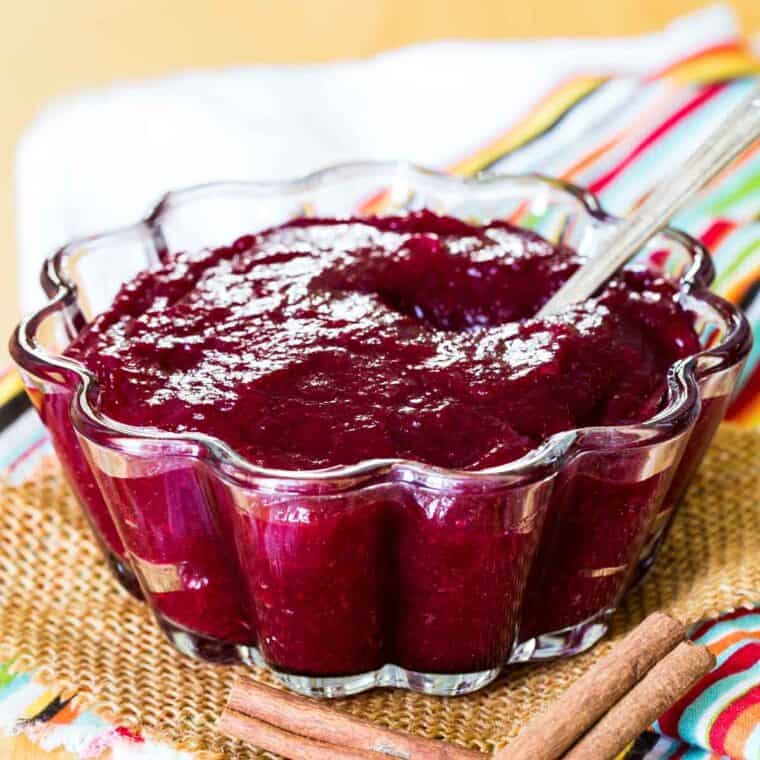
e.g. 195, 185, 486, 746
538, 84, 760, 318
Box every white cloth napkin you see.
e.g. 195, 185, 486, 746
15, 4, 742, 313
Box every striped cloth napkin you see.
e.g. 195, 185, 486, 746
2, 5, 759, 758
466, 63, 760, 429
628, 606, 760, 760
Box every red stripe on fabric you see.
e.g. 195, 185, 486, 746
700, 219, 738, 251
727, 363, 760, 420
657, 643, 760, 737
587, 82, 726, 195
692, 607, 759, 644
708, 680, 760, 755
6, 434, 48, 472
691, 618, 718, 642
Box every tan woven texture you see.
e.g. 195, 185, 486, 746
0, 425, 758, 759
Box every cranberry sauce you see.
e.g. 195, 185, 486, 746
63, 211, 702, 673
65, 211, 699, 471
230, 482, 548, 676
38, 387, 142, 597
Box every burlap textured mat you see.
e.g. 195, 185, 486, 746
0, 425, 758, 759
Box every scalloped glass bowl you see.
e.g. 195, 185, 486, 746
11, 163, 750, 697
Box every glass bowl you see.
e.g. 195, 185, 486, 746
10, 162, 751, 697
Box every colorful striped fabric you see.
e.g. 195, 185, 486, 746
627, 606, 760, 760
0, 367, 52, 484
446, 40, 760, 427
1, 27, 759, 760
0, 662, 190, 759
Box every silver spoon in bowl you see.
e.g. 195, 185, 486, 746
537, 84, 760, 318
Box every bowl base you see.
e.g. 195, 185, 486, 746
153, 607, 613, 694
245, 652, 502, 698
156, 615, 241, 665
510, 609, 612, 663
153, 616, 502, 696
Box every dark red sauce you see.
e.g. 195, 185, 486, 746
65, 211, 699, 470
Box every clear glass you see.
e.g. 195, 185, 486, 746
10, 163, 751, 696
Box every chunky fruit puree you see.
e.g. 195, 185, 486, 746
65, 211, 699, 470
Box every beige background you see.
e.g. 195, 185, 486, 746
0, 3, 758, 757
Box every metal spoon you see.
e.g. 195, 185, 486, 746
537, 84, 760, 318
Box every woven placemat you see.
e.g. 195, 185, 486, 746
0, 425, 758, 759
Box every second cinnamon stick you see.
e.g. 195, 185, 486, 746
494, 612, 685, 760
563, 640, 715, 760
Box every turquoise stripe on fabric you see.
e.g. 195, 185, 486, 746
713, 236, 760, 291
693, 614, 760, 648
676, 661, 760, 750
598, 80, 756, 214
569, 83, 687, 190
0, 670, 32, 701
69, 710, 109, 729
735, 300, 760, 393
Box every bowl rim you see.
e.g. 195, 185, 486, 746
10, 161, 752, 491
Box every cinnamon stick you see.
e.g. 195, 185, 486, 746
217, 707, 382, 760
562, 641, 715, 760
494, 612, 686, 760
225, 677, 482, 759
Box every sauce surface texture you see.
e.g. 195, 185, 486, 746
66, 211, 700, 470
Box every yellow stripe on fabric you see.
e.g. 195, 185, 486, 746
22, 690, 57, 720
449, 75, 607, 178
447, 43, 758, 185
665, 50, 760, 86
0, 371, 23, 408
449, 45, 758, 183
